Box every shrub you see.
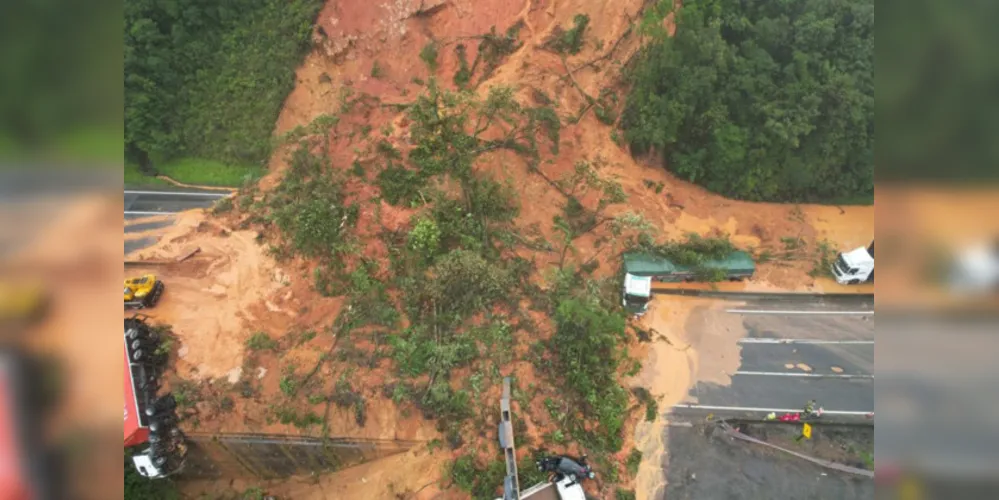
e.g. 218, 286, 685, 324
450, 455, 506, 499
549, 14, 590, 55
246, 332, 278, 351
279, 376, 297, 396
550, 298, 629, 452
408, 217, 442, 260
453, 44, 472, 88
377, 164, 425, 206
616, 489, 637, 500
212, 196, 234, 214
267, 146, 358, 259
420, 41, 439, 71
626, 449, 642, 476
450, 455, 477, 491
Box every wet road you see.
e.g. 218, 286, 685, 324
124, 189, 228, 218
659, 295, 876, 500
124, 189, 230, 253
673, 296, 875, 417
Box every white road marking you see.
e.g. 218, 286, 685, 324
738, 338, 874, 345
727, 309, 874, 315
735, 370, 872, 379
672, 403, 873, 417
125, 211, 179, 216
125, 190, 230, 197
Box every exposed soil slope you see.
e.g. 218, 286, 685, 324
122, 0, 874, 497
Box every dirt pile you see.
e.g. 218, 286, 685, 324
626, 296, 747, 500
126, 211, 300, 380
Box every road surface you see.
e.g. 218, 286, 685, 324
672, 296, 875, 418
661, 295, 875, 499
124, 189, 229, 219
124, 189, 230, 253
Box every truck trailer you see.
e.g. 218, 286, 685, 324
622, 251, 756, 315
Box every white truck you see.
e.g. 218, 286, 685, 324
948, 241, 999, 293
832, 241, 874, 285
516, 477, 588, 500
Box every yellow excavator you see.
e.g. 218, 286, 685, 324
124, 275, 164, 309
0, 281, 49, 328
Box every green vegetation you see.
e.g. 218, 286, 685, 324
472, 24, 525, 80
549, 298, 628, 452
265, 143, 359, 261
453, 44, 472, 88
271, 405, 323, 429
616, 489, 637, 500
860, 450, 874, 470
420, 41, 440, 71
371, 60, 385, 79
622, 0, 873, 202
548, 14, 591, 55
240, 487, 266, 500
810, 239, 837, 278
255, 77, 637, 488
450, 454, 507, 499
626, 448, 642, 476
124, 163, 168, 187
634, 233, 736, 267
593, 87, 619, 125
245, 332, 279, 351
333, 375, 368, 426
279, 375, 298, 396
151, 158, 264, 187
408, 217, 442, 262
125, 0, 321, 172
212, 197, 234, 215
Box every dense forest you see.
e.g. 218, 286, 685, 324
124, 0, 322, 171
622, 0, 874, 203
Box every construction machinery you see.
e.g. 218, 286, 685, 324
0, 281, 48, 328
124, 275, 164, 309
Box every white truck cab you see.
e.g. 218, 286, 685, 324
515, 476, 588, 500
949, 241, 999, 293
832, 242, 874, 285
622, 273, 652, 316
131, 449, 167, 479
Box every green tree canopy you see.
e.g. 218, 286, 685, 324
124, 0, 321, 169
622, 0, 873, 202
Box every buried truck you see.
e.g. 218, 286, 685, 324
124, 315, 186, 479
832, 241, 874, 285
622, 251, 756, 315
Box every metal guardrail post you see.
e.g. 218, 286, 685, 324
500, 377, 520, 500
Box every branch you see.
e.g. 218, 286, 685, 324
559, 12, 637, 81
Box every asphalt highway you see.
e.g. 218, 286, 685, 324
672, 296, 875, 418
124, 189, 230, 253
